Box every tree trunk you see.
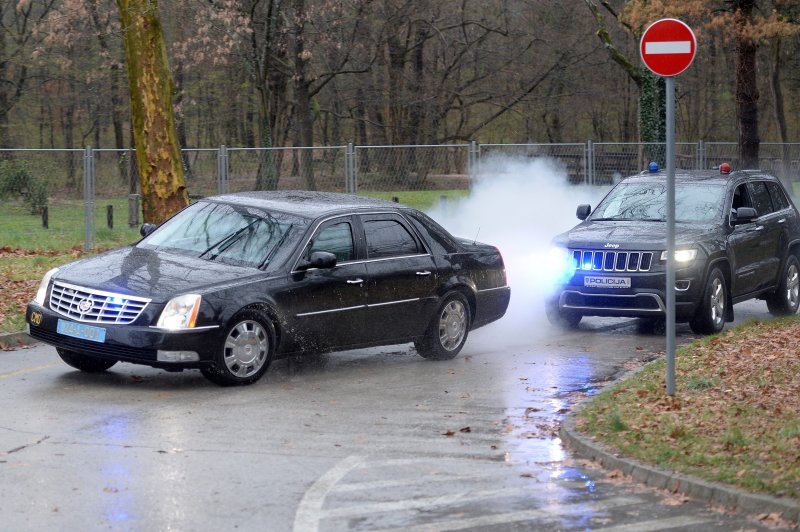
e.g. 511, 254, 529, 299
116, 0, 188, 224
293, 0, 316, 190
734, 0, 760, 169
769, 39, 790, 183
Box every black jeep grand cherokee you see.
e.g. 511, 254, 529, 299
546, 169, 800, 334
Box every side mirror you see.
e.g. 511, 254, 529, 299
140, 223, 157, 237
732, 207, 757, 225
297, 251, 337, 271
576, 204, 591, 221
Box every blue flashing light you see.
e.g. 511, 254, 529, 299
648, 161, 660, 173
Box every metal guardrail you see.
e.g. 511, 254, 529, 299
3, 141, 800, 251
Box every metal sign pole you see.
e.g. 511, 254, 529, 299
665, 76, 676, 396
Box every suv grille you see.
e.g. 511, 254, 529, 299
572, 249, 654, 272
49, 281, 150, 324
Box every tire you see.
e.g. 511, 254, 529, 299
766, 254, 800, 316
415, 291, 471, 361
689, 268, 727, 335
545, 299, 582, 329
56, 348, 117, 373
201, 309, 275, 386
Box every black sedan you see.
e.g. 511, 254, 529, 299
26, 191, 510, 385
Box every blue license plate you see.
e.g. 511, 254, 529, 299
56, 319, 106, 343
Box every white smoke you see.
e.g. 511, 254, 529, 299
427, 156, 609, 346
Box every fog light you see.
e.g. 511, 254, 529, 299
675, 280, 691, 291
157, 350, 200, 362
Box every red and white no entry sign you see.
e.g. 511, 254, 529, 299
640, 18, 697, 77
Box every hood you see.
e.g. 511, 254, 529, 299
552, 220, 717, 250
54, 246, 263, 302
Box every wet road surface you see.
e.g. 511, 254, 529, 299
0, 300, 782, 530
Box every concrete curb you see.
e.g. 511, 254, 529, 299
560, 397, 800, 523
0, 331, 37, 350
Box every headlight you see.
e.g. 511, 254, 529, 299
157, 294, 202, 330
545, 246, 576, 284
660, 249, 697, 263
34, 267, 59, 306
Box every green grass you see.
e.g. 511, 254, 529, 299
0, 198, 140, 251
362, 189, 470, 210
576, 317, 800, 499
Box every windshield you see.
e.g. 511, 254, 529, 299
138, 201, 304, 268
590, 181, 726, 223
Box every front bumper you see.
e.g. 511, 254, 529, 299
548, 266, 703, 321
26, 303, 221, 369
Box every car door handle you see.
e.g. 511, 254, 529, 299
778, 218, 786, 224
346, 278, 364, 285
416, 271, 432, 276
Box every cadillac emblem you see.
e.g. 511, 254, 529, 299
77, 299, 94, 314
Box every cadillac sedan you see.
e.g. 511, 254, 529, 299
26, 191, 510, 386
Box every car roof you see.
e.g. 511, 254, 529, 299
203, 190, 402, 218
621, 169, 778, 186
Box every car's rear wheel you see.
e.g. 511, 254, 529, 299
766, 254, 800, 316
545, 299, 582, 329
415, 291, 470, 361
56, 348, 117, 372
689, 268, 727, 335
201, 309, 274, 386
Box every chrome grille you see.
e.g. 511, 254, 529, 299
572, 250, 653, 272
49, 281, 150, 324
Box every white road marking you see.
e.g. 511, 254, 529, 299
323, 487, 616, 518
331, 473, 501, 493
594, 516, 712, 531
373, 496, 646, 531
645, 41, 691, 54
293, 455, 364, 532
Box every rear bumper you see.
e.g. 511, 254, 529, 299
473, 286, 511, 329
26, 303, 221, 369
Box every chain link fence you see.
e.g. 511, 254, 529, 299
3, 141, 800, 251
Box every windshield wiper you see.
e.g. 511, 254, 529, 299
591, 217, 637, 221
258, 224, 292, 269
199, 219, 260, 260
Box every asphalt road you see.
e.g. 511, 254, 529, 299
0, 301, 781, 531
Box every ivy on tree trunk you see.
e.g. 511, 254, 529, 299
117, 0, 188, 224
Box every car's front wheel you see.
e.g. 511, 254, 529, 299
201, 309, 274, 386
766, 254, 800, 316
56, 348, 117, 372
545, 299, 582, 329
689, 268, 727, 335
415, 291, 471, 361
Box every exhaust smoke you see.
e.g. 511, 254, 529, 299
427, 156, 609, 346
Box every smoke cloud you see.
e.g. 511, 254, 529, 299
427, 156, 609, 346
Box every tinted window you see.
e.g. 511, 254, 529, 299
405, 210, 458, 254
749, 181, 774, 216
731, 183, 752, 210
766, 182, 790, 211
364, 219, 420, 258
310, 222, 354, 262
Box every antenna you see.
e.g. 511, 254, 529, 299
473, 227, 481, 245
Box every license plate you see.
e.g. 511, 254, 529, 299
584, 276, 631, 289
56, 319, 106, 343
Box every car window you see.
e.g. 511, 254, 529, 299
766, 182, 790, 211
590, 182, 726, 223
749, 181, 774, 216
310, 222, 354, 262
364, 219, 420, 258
404, 210, 458, 254
731, 183, 752, 211
139, 201, 299, 268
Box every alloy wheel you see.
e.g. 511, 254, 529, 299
223, 320, 269, 377
438, 300, 467, 351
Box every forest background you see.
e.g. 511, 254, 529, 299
3, 0, 799, 160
